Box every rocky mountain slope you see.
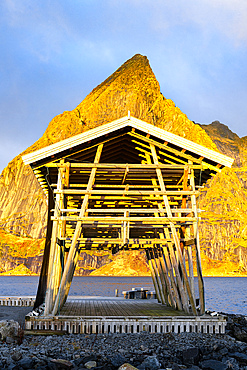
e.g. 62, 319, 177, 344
0, 54, 246, 276
197, 122, 247, 273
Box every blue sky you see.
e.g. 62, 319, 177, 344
1, 0, 247, 173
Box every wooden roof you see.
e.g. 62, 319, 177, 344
23, 115, 233, 167
22, 115, 234, 196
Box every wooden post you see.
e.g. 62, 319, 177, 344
153, 247, 169, 305
149, 248, 167, 305
189, 161, 205, 314
161, 246, 183, 310
187, 245, 195, 300
52, 161, 68, 306
156, 246, 176, 308
150, 144, 197, 315
146, 249, 161, 303
52, 144, 103, 315
44, 166, 62, 315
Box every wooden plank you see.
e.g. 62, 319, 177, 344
51, 216, 197, 223
52, 144, 103, 316
58, 208, 194, 214
46, 162, 203, 169
54, 189, 199, 195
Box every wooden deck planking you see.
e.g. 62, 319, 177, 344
59, 298, 190, 317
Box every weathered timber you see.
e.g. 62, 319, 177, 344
51, 144, 103, 316
22, 115, 233, 319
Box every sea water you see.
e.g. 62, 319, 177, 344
0, 276, 246, 315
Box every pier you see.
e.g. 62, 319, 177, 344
0, 295, 227, 334
25, 296, 227, 335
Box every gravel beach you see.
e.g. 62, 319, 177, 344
0, 307, 247, 369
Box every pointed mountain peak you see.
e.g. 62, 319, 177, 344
24, 54, 217, 155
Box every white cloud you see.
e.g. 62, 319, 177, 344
125, 0, 247, 47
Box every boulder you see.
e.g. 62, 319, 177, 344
140, 355, 160, 369
110, 353, 127, 368
84, 361, 97, 369
0, 320, 19, 341
200, 359, 227, 370
182, 347, 200, 365
118, 364, 139, 370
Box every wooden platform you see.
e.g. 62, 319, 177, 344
58, 297, 188, 317
25, 297, 227, 335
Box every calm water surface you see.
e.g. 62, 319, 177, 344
0, 276, 246, 315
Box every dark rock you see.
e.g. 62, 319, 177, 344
110, 353, 127, 367
200, 359, 227, 370
47, 360, 59, 370
230, 351, 247, 364
140, 355, 160, 369
218, 348, 228, 356
17, 357, 35, 369
7, 364, 19, 370
182, 347, 200, 365
222, 357, 240, 370
11, 350, 22, 362
74, 357, 85, 366
82, 355, 98, 364
6, 336, 15, 344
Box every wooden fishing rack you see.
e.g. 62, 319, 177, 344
22, 115, 234, 319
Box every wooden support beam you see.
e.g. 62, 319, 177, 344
149, 248, 167, 305
160, 246, 183, 310
57, 237, 194, 244
187, 246, 195, 300
189, 161, 205, 314
58, 208, 195, 214
145, 152, 177, 309
146, 249, 161, 303
121, 165, 129, 184
44, 165, 63, 315
154, 246, 176, 308
54, 189, 199, 196
46, 162, 202, 169
129, 131, 203, 164
150, 144, 197, 315
52, 144, 103, 316
153, 247, 169, 306
51, 215, 197, 223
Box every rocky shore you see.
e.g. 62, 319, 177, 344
0, 313, 246, 369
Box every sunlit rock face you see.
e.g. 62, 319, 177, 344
0, 54, 246, 275
198, 122, 247, 273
